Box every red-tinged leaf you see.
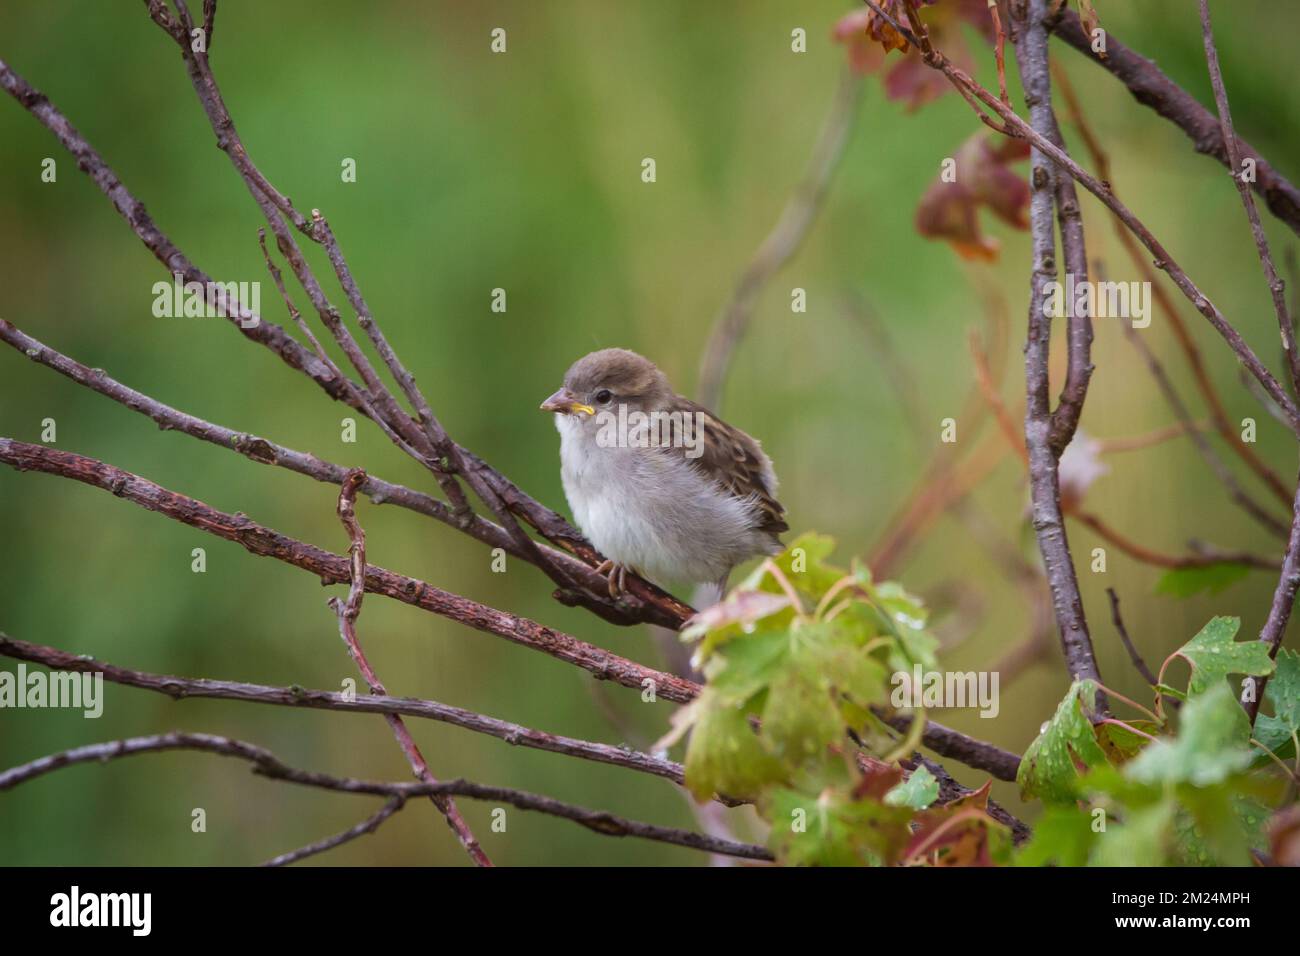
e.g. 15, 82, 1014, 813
853, 755, 904, 800
1269, 804, 1300, 867
834, 2, 1000, 110
902, 781, 1010, 866
915, 131, 1031, 260
1078, 0, 1101, 38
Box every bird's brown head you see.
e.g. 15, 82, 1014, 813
539, 348, 673, 417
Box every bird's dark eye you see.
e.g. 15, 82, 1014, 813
594, 389, 613, 405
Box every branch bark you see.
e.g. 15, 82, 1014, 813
327, 469, 491, 866
1051, 8, 1300, 238
863, 0, 1300, 435
1198, 0, 1300, 395
0, 53, 693, 633
1012, 0, 1104, 692
0, 632, 692, 788
0, 439, 701, 705
0, 732, 772, 863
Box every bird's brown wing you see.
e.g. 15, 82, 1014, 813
673, 397, 789, 536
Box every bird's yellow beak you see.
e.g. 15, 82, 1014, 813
540, 388, 595, 416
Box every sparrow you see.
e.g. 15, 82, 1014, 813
540, 348, 788, 599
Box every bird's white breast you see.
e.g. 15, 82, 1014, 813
554, 413, 769, 587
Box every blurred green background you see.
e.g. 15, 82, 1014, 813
2, 0, 1299, 865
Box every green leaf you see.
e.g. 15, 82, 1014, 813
769, 532, 842, 597
1017, 680, 1111, 803
1090, 798, 1177, 866
1176, 791, 1258, 867
681, 691, 785, 801
707, 627, 790, 705
1153, 683, 1187, 703
1171, 616, 1274, 697
1155, 563, 1250, 599
1014, 806, 1097, 866
1098, 719, 1161, 761
767, 787, 913, 866
1255, 648, 1300, 760
1126, 684, 1253, 786
685, 589, 794, 663
884, 765, 939, 810
761, 666, 846, 767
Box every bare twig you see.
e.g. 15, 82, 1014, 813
0, 732, 772, 862
1050, 8, 1300, 238
1246, 460, 1300, 723
327, 469, 491, 866
697, 68, 861, 410
988, 0, 1010, 106
0, 53, 693, 631
1013, 0, 1104, 693
0, 319, 658, 626
0, 443, 1020, 781
1055, 62, 1292, 509
262, 797, 406, 867
1094, 421, 1208, 454
0, 632, 689, 787
899, 753, 1030, 843
1106, 303, 1289, 538
873, 710, 1021, 782
0, 439, 701, 704
842, 293, 928, 438
1070, 510, 1278, 572
1199, 0, 1300, 394
864, 0, 1300, 434
1104, 587, 1158, 687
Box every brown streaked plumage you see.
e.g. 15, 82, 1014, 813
540, 348, 786, 598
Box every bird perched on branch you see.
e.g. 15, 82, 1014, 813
540, 348, 787, 599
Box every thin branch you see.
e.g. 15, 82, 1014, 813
0, 53, 693, 632
0, 732, 772, 863
0, 319, 652, 626
1070, 509, 1278, 572
262, 797, 406, 867
1045, 109, 1094, 458
988, 0, 1010, 106
1245, 458, 1300, 723
1055, 53, 1293, 508
1050, 7, 1300, 238
1199, 0, 1300, 395
154, 0, 620, 613
1093, 421, 1208, 454
327, 469, 491, 867
873, 710, 1021, 782
969, 328, 1027, 463
898, 753, 1030, 844
1105, 299, 1290, 538
1013, 0, 1104, 693
0, 439, 701, 705
0, 632, 689, 788
697, 67, 861, 410
866, 0, 1300, 434
1104, 587, 1158, 687
842, 292, 928, 439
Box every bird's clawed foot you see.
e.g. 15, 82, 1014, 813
594, 559, 629, 599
